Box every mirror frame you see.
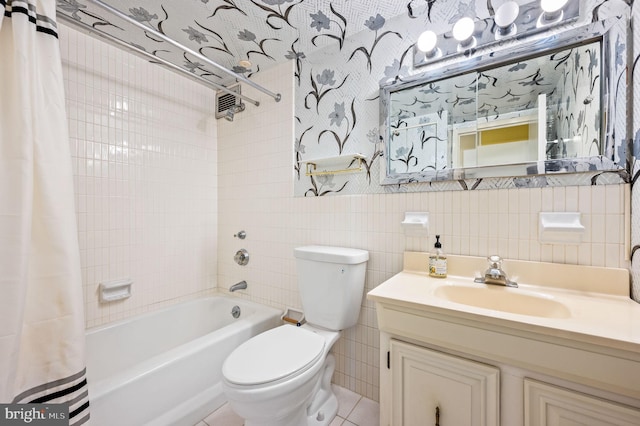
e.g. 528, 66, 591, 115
379, 16, 629, 186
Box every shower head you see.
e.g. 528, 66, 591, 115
224, 103, 245, 122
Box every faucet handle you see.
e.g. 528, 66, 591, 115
487, 255, 503, 268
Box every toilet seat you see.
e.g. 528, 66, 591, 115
223, 325, 325, 386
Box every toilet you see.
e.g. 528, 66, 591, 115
221, 245, 369, 426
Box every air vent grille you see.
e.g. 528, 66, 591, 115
216, 84, 242, 119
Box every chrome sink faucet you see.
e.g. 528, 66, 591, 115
474, 255, 518, 288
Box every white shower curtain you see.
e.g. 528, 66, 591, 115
0, 1, 89, 424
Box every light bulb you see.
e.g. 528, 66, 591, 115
453, 17, 476, 50
417, 30, 438, 54
541, 0, 568, 13
494, 1, 519, 33
453, 17, 475, 42
540, 0, 568, 22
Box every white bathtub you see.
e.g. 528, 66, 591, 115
86, 296, 282, 426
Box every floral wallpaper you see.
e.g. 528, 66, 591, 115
388, 112, 449, 174
293, 0, 632, 196
56, 0, 408, 84
552, 42, 603, 160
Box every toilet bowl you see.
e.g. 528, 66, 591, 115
222, 324, 340, 426
222, 245, 369, 426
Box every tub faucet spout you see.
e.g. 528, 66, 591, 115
229, 280, 247, 292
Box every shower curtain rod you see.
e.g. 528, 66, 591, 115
84, 0, 281, 103
57, 13, 261, 106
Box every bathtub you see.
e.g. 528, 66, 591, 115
85, 296, 282, 426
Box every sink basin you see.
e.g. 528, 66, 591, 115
434, 285, 571, 318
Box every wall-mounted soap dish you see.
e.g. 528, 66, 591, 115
539, 212, 585, 244
401, 212, 429, 236
99, 278, 133, 303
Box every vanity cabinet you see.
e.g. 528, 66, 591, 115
368, 253, 640, 426
390, 339, 499, 426
524, 380, 640, 426
384, 335, 640, 426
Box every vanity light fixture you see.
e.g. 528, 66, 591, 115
412, 0, 579, 69
453, 17, 476, 50
494, 1, 520, 38
416, 30, 439, 58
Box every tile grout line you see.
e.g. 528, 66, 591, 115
343, 395, 364, 424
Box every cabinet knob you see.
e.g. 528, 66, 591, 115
435, 406, 440, 426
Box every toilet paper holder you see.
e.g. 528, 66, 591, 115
281, 307, 305, 326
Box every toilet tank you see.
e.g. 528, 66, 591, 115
294, 246, 369, 331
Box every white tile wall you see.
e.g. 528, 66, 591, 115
60, 24, 631, 403
60, 25, 218, 328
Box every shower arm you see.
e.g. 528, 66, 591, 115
83, 0, 282, 104
57, 13, 261, 107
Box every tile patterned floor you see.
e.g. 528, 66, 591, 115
196, 385, 379, 426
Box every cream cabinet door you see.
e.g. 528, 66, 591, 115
390, 339, 500, 426
525, 379, 640, 426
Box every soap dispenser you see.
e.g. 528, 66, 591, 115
429, 235, 447, 278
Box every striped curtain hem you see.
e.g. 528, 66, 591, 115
12, 369, 90, 426
2, 0, 58, 38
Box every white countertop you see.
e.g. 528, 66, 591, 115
368, 252, 640, 355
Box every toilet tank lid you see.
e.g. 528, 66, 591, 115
294, 246, 369, 264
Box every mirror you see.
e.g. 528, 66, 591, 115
379, 17, 628, 185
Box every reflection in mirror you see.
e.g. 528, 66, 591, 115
389, 72, 476, 175
387, 41, 601, 180
473, 41, 601, 169
379, 15, 629, 187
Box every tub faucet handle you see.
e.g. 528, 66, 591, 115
234, 249, 249, 266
